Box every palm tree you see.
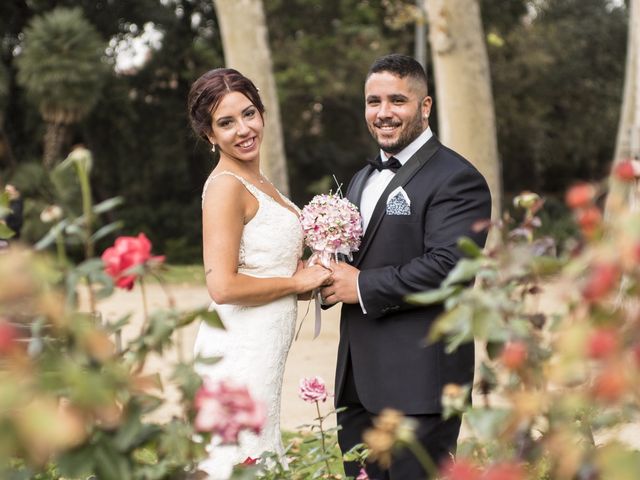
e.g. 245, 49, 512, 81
16, 7, 107, 167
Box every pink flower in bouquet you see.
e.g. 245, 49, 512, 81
300, 193, 363, 266
101, 233, 165, 290
298, 376, 328, 403
194, 379, 266, 444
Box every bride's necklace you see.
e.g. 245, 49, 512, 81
248, 170, 268, 185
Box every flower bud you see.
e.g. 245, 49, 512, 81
500, 341, 528, 371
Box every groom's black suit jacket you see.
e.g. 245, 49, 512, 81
336, 135, 492, 415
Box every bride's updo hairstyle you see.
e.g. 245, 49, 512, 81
188, 68, 265, 144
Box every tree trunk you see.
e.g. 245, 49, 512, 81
43, 121, 67, 168
613, 0, 638, 163
425, 0, 501, 221
213, 0, 290, 195
608, 0, 638, 213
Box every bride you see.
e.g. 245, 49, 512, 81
187, 68, 332, 478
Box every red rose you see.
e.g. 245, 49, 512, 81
101, 233, 165, 290
500, 341, 528, 371
565, 183, 596, 209
613, 160, 637, 182
587, 328, 618, 359
582, 263, 619, 302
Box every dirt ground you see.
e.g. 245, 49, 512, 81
96, 283, 341, 431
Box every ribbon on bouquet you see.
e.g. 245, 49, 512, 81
307, 250, 352, 339
307, 251, 332, 339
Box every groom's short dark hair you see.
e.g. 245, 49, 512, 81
367, 54, 429, 95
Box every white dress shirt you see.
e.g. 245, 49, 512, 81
356, 127, 433, 313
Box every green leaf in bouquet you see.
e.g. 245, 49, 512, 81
113, 404, 161, 452
457, 236, 483, 258
91, 220, 124, 243
406, 285, 460, 306
93, 196, 125, 215
442, 258, 484, 287
464, 407, 511, 441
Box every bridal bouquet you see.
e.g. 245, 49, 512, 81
300, 192, 363, 337
300, 192, 363, 267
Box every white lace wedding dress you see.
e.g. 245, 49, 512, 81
194, 171, 303, 479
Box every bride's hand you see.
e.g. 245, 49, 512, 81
293, 260, 333, 295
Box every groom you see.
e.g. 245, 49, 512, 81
321, 54, 492, 478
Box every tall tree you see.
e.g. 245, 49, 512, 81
425, 0, 501, 220
212, 0, 289, 194
15, 7, 107, 167
614, 0, 638, 163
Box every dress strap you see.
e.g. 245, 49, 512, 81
201, 171, 261, 209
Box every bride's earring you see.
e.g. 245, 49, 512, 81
211, 143, 216, 153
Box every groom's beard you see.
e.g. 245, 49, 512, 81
371, 108, 425, 155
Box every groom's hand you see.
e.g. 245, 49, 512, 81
320, 261, 359, 305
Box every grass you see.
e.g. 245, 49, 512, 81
151, 264, 204, 285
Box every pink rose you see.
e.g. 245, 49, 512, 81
356, 468, 370, 480
298, 376, 328, 403
101, 233, 165, 290
194, 379, 266, 444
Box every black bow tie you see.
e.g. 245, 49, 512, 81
367, 155, 402, 172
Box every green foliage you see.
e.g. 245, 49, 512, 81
408, 185, 640, 478
15, 7, 108, 124
489, 0, 627, 194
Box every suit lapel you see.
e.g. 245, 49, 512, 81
346, 164, 375, 207
353, 136, 441, 268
